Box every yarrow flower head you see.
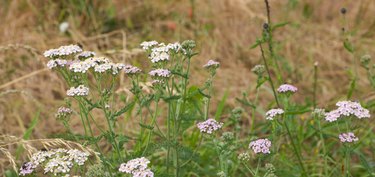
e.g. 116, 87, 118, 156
77, 51, 96, 59
197, 118, 223, 134
277, 84, 298, 93
312, 108, 325, 118
149, 69, 171, 78
203, 60, 220, 69
140, 41, 159, 50
325, 100, 370, 122
238, 152, 250, 162
249, 138, 272, 154
46, 59, 68, 69
20, 148, 89, 176
119, 157, 153, 177
44, 44, 82, 58
339, 132, 359, 143
19, 162, 34, 176
251, 65, 265, 76
55, 107, 73, 119
265, 108, 284, 120
124, 65, 142, 75
66, 85, 89, 97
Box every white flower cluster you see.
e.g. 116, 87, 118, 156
119, 157, 154, 177
66, 85, 89, 97
69, 57, 125, 74
124, 65, 142, 75
203, 60, 220, 69
277, 84, 298, 93
339, 132, 359, 143
77, 51, 96, 59
140, 41, 158, 50
249, 138, 272, 154
47, 59, 68, 69
55, 107, 73, 119
19, 148, 89, 176
149, 69, 171, 78
141, 41, 182, 63
325, 101, 370, 122
197, 118, 223, 134
265, 108, 284, 120
44, 44, 82, 58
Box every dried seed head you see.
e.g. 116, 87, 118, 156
340, 8, 347, 14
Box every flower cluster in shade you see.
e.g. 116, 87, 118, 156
66, 85, 89, 97
55, 107, 73, 119
149, 69, 171, 78
203, 60, 220, 69
140, 41, 182, 63
277, 84, 298, 93
124, 65, 142, 75
197, 118, 223, 134
119, 157, 154, 177
339, 132, 359, 143
325, 100, 370, 122
19, 148, 89, 176
249, 138, 272, 154
43, 44, 82, 58
265, 108, 284, 120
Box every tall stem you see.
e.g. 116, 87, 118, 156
264, 0, 283, 82
260, 43, 280, 107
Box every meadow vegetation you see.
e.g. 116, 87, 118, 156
1, 0, 375, 176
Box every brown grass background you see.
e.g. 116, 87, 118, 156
1, 0, 375, 167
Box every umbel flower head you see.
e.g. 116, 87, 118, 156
55, 107, 73, 119
119, 157, 153, 177
197, 118, 223, 134
66, 85, 89, 97
19, 148, 89, 176
124, 65, 142, 75
203, 60, 220, 69
77, 51, 96, 59
249, 138, 272, 154
149, 69, 171, 78
140, 41, 159, 50
339, 132, 359, 143
325, 100, 370, 122
46, 59, 68, 69
44, 44, 82, 58
251, 64, 265, 76
277, 84, 298, 93
265, 108, 284, 120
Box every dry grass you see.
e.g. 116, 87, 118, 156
1, 0, 375, 172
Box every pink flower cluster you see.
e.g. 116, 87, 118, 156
249, 138, 272, 154
124, 65, 142, 75
277, 84, 298, 93
339, 132, 359, 143
149, 69, 171, 78
197, 118, 223, 134
265, 108, 284, 120
203, 60, 220, 69
325, 101, 370, 122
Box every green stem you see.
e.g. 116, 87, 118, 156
259, 43, 280, 107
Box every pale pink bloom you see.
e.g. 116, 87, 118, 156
265, 108, 284, 120
197, 118, 223, 134
203, 60, 220, 69
249, 139, 272, 154
325, 101, 370, 122
277, 84, 298, 93
339, 132, 359, 143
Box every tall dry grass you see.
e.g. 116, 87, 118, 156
1, 0, 375, 172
